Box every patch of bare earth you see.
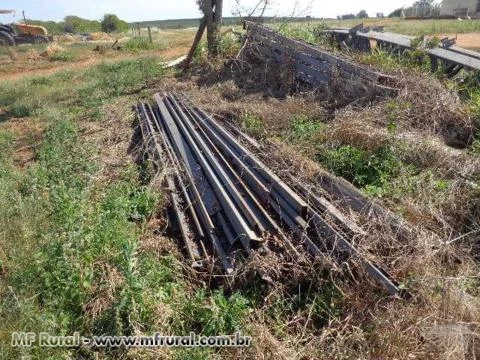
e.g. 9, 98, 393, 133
0, 113, 44, 169
0, 46, 189, 82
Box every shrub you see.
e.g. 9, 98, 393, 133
124, 37, 156, 52
291, 115, 323, 140
242, 113, 264, 138
317, 145, 403, 190
101, 14, 129, 33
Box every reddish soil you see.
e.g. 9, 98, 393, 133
0, 46, 189, 82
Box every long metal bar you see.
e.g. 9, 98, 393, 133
149, 104, 207, 240
193, 106, 309, 216
309, 212, 408, 298
155, 94, 221, 217
153, 96, 234, 273
163, 95, 261, 244
137, 103, 201, 263
168, 94, 269, 237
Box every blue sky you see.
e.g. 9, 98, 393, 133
1, 0, 421, 22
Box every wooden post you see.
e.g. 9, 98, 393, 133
183, 17, 207, 69
148, 26, 152, 43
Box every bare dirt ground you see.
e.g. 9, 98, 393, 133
0, 45, 190, 82
443, 32, 480, 50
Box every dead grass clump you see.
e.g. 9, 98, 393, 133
25, 49, 40, 61
328, 119, 390, 151
7, 49, 18, 61
90, 32, 114, 42
55, 34, 76, 43
39, 44, 65, 58
333, 73, 474, 149
168, 73, 325, 136
84, 262, 124, 325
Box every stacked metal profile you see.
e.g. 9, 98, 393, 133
136, 93, 409, 299
244, 21, 398, 95
325, 25, 480, 77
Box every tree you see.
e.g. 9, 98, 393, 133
64, 16, 101, 34
197, 0, 224, 56
101, 14, 129, 33
356, 10, 368, 19
339, 13, 356, 20
412, 0, 435, 16
389, 8, 403, 17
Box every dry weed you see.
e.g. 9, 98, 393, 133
39, 44, 65, 58
25, 49, 41, 61
7, 49, 18, 61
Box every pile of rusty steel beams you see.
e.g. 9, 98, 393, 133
136, 93, 410, 299
243, 21, 399, 96
325, 25, 480, 77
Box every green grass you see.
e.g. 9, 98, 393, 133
0, 57, 255, 359
307, 18, 480, 36
291, 115, 324, 140
317, 145, 405, 194
123, 37, 158, 52
242, 113, 265, 138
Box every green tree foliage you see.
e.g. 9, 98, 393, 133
389, 8, 403, 17
357, 10, 369, 19
101, 14, 129, 33
389, 0, 440, 18
63, 15, 101, 34
25, 19, 64, 34
337, 14, 356, 20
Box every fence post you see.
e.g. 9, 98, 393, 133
148, 26, 152, 43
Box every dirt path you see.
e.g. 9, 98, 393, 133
0, 46, 189, 82
442, 32, 480, 50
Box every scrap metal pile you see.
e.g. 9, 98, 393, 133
243, 21, 398, 97
136, 93, 409, 299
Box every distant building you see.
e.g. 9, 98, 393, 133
440, 0, 480, 17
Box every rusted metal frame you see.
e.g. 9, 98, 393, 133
249, 28, 396, 94
336, 29, 480, 71
250, 34, 332, 86
137, 103, 202, 263
250, 32, 332, 76
163, 95, 261, 246
154, 95, 234, 273
429, 47, 480, 71
251, 31, 352, 81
